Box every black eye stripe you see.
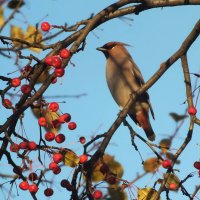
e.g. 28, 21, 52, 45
103, 42, 116, 50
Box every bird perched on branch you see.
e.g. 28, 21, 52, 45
97, 41, 156, 141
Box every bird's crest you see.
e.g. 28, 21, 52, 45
102, 41, 132, 50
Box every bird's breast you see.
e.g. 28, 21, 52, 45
106, 61, 133, 107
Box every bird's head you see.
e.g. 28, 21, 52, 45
96, 41, 130, 58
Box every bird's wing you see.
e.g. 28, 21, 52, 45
146, 95, 155, 120
122, 57, 155, 119
129, 58, 145, 86
120, 58, 142, 91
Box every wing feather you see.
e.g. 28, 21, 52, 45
121, 56, 155, 119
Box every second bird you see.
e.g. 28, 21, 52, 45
97, 41, 156, 141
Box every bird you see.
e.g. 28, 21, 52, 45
97, 41, 156, 141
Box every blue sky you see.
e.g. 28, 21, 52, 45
0, 0, 200, 199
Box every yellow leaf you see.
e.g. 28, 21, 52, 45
30, 47, 41, 53
43, 108, 60, 133
108, 160, 123, 179
91, 154, 123, 183
31, 106, 61, 133
63, 150, 79, 168
24, 25, 43, 53
105, 155, 123, 180
108, 187, 128, 200
164, 174, 180, 191
143, 157, 161, 173
44, 108, 60, 123
138, 188, 161, 200
91, 162, 106, 182
24, 25, 41, 41
103, 154, 114, 163
159, 139, 171, 154
10, 25, 24, 46
0, 6, 4, 26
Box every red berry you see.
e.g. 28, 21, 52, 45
60, 179, 70, 188
188, 106, 197, 115
59, 48, 71, 59
29, 184, 38, 193
10, 143, 19, 152
52, 166, 61, 174
60, 180, 73, 191
55, 134, 65, 143
21, 84, 31, 94
19, 181, 29, 190
58, 113, 71, 123
168, 183, 178, 190
93, 190, 103, 199
49, 162, 58, 170
49, 102, 59, 112
44, 56, 53, 66
66, 183, 73, 191
79, 154, 88, 164
28, 172, 38, 181
66, 184, 73, 191
54, 68, 65, 77
2, 99, 12, 108
194, 161, 200, 169
79, 137, 86, 144
51, 119, 61, 128
28, 141, 37, 151
45, 132, 55, 141
21, 65, 32, 75
44, 188, 54, 197
53, 153, 63, 163
68, 122, 77, 130
41, 22, 51, 32
38, 117, 47, 126
19, 141, 28, 149
51, 77, 57, 84
162, 159, 172, 169
11, 78, 21, 87
52, 56, 62, 68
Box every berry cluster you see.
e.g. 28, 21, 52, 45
37, 101, 77, 144
40, 22, 71, 79
10, 141, 37, 152
19, 172, 54, 196
1, 65, 35, 110
0, 40, 86, 197
44, 48, 71, 78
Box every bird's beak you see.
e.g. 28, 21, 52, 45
96, 47, 107, 52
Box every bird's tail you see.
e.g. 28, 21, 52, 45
143, 125, 156, 142
130, 112, 156, 141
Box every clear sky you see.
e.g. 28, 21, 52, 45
0, 1, 200, 200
